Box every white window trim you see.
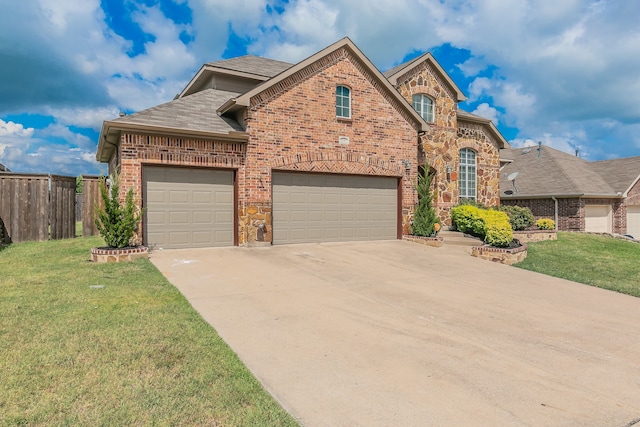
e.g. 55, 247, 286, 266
336, 85, 351, 119
412, 94, 434, 122
459, 148, 477, 200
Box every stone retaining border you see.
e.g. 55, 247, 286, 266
91, 246, 149, 263
471, 244, 528, 265
403, 235, 444, 247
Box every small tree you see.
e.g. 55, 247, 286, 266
95, 173, 142, 248
411, 167, 439, 237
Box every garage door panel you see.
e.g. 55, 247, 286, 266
273, 172, 397, 244
585, 205, 612, 233
144, 167, 234, 249
627, 206, 640, 238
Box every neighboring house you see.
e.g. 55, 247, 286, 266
500, 144, 640, 238
0, 162, 10, 172
96, 37, 507, 249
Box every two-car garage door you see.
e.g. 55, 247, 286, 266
272, 172, 398, 244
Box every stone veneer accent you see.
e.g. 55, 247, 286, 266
91, 246, 149, 263
395, 62, 503, 226
471, 244, 528, 265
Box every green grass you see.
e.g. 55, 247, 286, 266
0, 237, 298, 426
516, 232, 640, 297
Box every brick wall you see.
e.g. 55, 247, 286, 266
243, 47, 420, 241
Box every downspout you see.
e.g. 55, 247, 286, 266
551, 196, 559, 231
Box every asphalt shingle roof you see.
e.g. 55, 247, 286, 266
499, 145, 625, 198
206, 55, 293, 78
112, 89, 244, 134
591, 156, 640, 193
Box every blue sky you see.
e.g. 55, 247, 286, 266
1, 0, 639, 176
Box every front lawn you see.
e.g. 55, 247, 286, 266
0, 236, 297, 426
516, 232, 640, 297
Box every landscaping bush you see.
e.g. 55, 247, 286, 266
499, 205, 534, 230
95, 173, 143, 248
536, 218, 555, 230
411, 168, 439, 237
451, 204, 513, 247
450, 205, 480, 234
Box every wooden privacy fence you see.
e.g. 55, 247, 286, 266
0, 173, 101, 244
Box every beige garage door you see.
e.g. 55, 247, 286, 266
272, 172, 398, 244
143, 167, 234, 249
627, 206, 640, 238
584, 205, 612, 233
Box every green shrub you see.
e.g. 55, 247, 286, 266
499, 205, 534, 231
451, 204, 513, 247
95, 173, 143, 248
411, 168, 439, 237
536, 218, 555, 230
484, 216, 513, 247
451, 205, 480, 234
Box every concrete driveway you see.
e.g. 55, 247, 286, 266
150, 239, 640, 427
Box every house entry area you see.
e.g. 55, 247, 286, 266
143, 166, 235, 249
272, 172, 398, 244
627, 206, 640, 238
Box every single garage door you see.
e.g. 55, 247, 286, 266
627, 206, 640, 239
584, 205, 612, 233
143, 167, 234, 249
272, 172, 398, 244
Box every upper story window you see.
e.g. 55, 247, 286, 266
412, 94, 434, 122
336, 85, 351, 119
459, 148, 477, 200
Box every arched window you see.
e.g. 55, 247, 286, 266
336, 85, 351, 118
412, 94, 434, 122
459, 148, 477, 200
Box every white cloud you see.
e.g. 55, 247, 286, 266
471, 103, 499, 125
45, 107, 121, 130
0, 120, 35, 138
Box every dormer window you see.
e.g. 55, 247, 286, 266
336, 85, 351, 119
412, 94, 434, 122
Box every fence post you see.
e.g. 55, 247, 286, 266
82, 175, 103, 237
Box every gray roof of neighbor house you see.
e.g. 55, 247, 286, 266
499, 145, 631, 199
591, 156, 640, 195
206, 55, 293, 78
0, 162, 9, 172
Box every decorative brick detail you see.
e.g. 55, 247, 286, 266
471, 244, 528, 265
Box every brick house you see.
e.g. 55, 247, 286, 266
500, 144, 640, 238
96, 37, 507, 249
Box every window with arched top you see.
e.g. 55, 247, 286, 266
459, 148, 477, 200
336, 85, 351, 118
412, 94, 434, 122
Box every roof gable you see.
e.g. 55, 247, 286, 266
219, 37, 428, 132
384, 52, 466, 102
